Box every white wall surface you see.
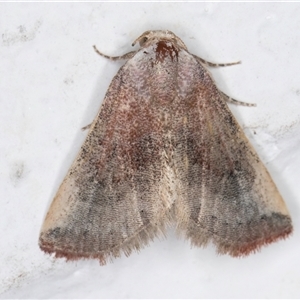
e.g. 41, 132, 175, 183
1, 2, 300, 298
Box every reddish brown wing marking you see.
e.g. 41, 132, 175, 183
39, 57, 174, 265
172, 51, 292, 256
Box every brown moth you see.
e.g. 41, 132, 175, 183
39, 30, 292, 265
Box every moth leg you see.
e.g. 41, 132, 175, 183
193, 54, 241, 68
81, 123, 91, 131
93, 45, 137, 61
219, 90, 256, 107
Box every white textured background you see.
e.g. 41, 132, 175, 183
1, 2, 300, 298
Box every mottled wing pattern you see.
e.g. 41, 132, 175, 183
40, 30, 292, 264
39, 55, 174, 264
172, 50, 292, 256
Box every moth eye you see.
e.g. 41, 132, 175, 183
138, 36, 148, 47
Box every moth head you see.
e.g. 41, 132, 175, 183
132, 30, 188, 51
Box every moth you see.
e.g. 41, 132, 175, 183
39, 30, 292, 265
